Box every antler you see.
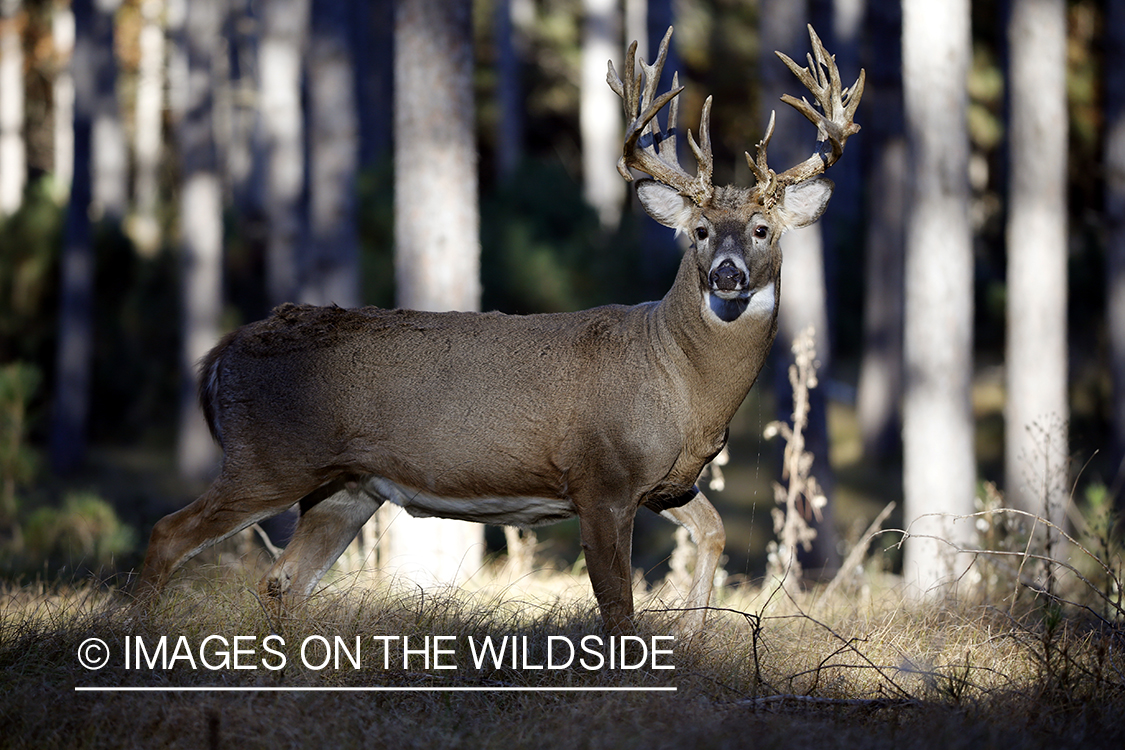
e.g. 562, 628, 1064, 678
748, 25, 864, 206
607, 27, 714, 206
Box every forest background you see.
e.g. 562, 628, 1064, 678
0, 0, 1121, 593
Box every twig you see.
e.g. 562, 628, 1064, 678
251, 523, 283, 561
736, 694, 919, 709
891, 508, 1125, 620
819, 501, 896, 602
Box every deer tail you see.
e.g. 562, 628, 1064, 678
197, 332, 237, 446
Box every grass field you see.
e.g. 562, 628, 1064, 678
3, 340, 1121, 748
2, 543, 1123, 750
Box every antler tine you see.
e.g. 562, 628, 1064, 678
608, 39, 682, 181
687, 96, 714, 195
746, 109, 776, 191
607, 26, 713, 205
664, 71, 680, 158
753, 24, 864, 200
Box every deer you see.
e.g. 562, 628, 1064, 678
136, 26, 862, 636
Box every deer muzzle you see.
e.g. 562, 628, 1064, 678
708, 258, 749, 300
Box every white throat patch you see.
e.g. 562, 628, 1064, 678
704, 281, 776, 325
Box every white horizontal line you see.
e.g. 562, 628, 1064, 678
76, 686, 677, 693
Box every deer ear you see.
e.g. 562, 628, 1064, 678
636, 179, 694, 230
776, 178, 834, 232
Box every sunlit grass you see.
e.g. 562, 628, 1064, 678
2, 552, 1123, 749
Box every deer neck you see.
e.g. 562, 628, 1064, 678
652, 252, 780, 425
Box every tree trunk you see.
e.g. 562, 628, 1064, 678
1104, 0, 1125, 480
379, 0, 483, 587
581, 0, 623, 230
129, 0, 165, 255
624, 0, 646, 69
1004, 0, 1068, 530
91, 0, 126, 223
815, 0, 864, 350
901, 0, 976, 595
51, 3, 74, 202
304, 0, 361, 309
0, 0, 26, 217
352, 0, 393, 172
760, 0, 838, 575
636, 0, 680, 291
174, 0, 224, 481
260, 0, 309, 306
50, 0, 99, 473
856, 0, 906, 463
493, 0, 526, 182
222, 0, 262, 217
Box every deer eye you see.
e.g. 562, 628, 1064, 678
694, 226, 709, 241
753, 225, 769, 239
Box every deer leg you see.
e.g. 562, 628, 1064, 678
260, 487, 381, 603
579, 503, 637, 635
660, 490, 726, 636
135, 469, 316, 602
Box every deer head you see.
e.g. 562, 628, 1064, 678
608, 26, 864, 323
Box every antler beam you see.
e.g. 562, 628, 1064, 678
749, 25, 865, 204
607, 27, 714, 206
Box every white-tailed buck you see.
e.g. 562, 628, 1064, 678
138, 26, 862, 635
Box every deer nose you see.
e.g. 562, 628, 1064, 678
709, 259, 747, 293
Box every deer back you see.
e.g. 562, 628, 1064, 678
201, 302, 710, 506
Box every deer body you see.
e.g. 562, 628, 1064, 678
139, 26, 861, 634
207, 299, 742, 509
141, 221, 780, 631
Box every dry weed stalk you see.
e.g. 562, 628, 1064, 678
899, 505, 1125, 625
764, 326, 827, 590
819, 501, 896, 603
502, 526, 538, 579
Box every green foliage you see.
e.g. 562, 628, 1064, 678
0, 178, 64, 368
88, 222, 180, 443
357, 160, 396, 308
20, 492, 136, 573
0, 362, 40, 507
481, 159, 663, 314
0, 176, 181, 448
0, 362, 40, 557
1078, 483, 1124, 620
356, 157, 672, 315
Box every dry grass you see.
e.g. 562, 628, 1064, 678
2, 556, 1123, 750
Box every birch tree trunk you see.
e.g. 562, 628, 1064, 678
174, 0, 224, 481
0, 0, 25, 217
378, 0, 483, 587
1004, 0, 1068, 530
901, 0, 976, 595
581, 0, 623, 230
